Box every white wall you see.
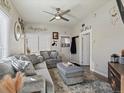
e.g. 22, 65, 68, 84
0, 0, 24, 56
25, 24, 72, 60
72, 0, 124, 77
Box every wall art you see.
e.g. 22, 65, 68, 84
53, 32, 59, 39
109, 6, 119, 25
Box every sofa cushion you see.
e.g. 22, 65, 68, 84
27, 54, 41, 65
46, 59, 60, 64
50, 51, 58, 59
40, 51, 50, 59
34, 62, 46, 70
24, 62, 36, 76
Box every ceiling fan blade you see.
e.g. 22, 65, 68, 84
60, 16, 69, 21
60, 9, 71, 16
43, 11, 55, 15
49, 17, 56, 22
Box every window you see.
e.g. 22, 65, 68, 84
61, 36, 70, 47
0, 10, 9, 58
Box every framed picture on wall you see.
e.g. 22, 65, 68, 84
53, 32, 59, 39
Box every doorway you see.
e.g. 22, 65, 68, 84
82, 33, 90, 65
79, 30, 93, 70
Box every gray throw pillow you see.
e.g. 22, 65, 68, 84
19, 55, 30, 61
50, 51, 58, 59
37, 56, 43, 63
18, 60, 30, 71
9, 57, 30, 72
27, 54, 40, 65
9, 56, 21, 71
24, 62, 36, 76
40, 52, 50, 59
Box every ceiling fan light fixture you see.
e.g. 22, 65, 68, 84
55, 16, 61, 19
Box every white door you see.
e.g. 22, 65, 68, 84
82, 33, 90, 65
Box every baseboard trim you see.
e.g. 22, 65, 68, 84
94, 70, 108, 78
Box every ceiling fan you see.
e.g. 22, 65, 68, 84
43, 8, 71, 22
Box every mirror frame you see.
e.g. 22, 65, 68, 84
14, 21, 22, 41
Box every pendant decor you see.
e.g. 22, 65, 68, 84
18, 18, 25, 32
0, 0, 11, 12
14, 19, 22, 41
109, 6, 119, 25
81, 25, 92, 32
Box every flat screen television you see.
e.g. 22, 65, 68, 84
116, 0, 124, 23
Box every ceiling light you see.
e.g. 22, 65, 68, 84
55, 16, 61, 20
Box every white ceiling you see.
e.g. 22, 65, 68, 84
11, 0, 109, 27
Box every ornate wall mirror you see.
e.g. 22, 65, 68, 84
14, 21, 22, 41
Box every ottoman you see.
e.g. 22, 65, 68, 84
57, 62, 84, 85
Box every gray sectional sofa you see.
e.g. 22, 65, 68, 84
0, 54, 54, 93
40, 50, 62, 68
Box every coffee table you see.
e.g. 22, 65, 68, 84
57, 62, 84, 85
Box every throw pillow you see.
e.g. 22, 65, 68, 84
9, 56, 21, 71
37, 56, 43, 63
9, 57, 30, 72
27, 54, 40, 65
50, 51, 58, 59
18, 60, 30, 71
24, 62, 36, 76
19, 55, 30, 61
40, 51, 50, 59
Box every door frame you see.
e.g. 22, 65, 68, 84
79, 29, 94, 71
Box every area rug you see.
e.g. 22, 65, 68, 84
49, 68, 113, 93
